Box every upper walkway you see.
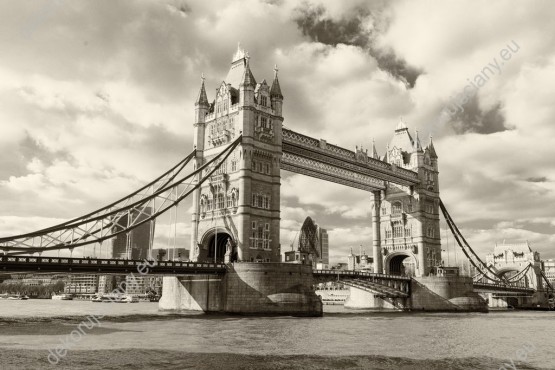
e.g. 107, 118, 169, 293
281, 128, 419, 191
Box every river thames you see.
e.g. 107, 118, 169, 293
0, 300, 554, 369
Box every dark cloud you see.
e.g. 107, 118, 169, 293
450, 98, 512, 134
166, 1, 192, 15
526, 176, 548, 183
292, 3, 422, 87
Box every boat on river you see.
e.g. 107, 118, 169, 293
51, 294, 73, 300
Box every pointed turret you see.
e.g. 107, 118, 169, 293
270, 64, 283, 116
195, 73, 209, 107
193, 74, 209, 150
239, 53, 255, 107
372, 138, 379, 159
239, 54, 256, 88
428, 135, 438, 159
270, 65, 283, 99
414, 130, 423, 152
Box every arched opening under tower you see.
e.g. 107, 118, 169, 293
388, 254, 416, 277
201, 230, 234, 263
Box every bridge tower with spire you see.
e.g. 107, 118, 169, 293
190, 45, 284, 264
371, 119, 441, 277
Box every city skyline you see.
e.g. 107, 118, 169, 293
1, 1, 554, 265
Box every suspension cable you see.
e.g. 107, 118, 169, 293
3, 137, 241, 255
439, 199, 506, 284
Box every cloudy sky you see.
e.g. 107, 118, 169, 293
1, 0, 554, 264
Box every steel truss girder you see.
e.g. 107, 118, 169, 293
341, 278, 409, 298
281, 129, 419, 187
281, 149, 385, 192
473, 282, 535, 295
1, 137, 242, 255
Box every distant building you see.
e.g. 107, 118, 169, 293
112, 207, 154, 259
318, 226, 329, 267
286, 216, 329, 268
152, 248, 188, 261
543, 259, 555, 286
97, 275, 114, 295
347, 247, 374, 272
65, 275, 98, 297
2, 274, 65, 286
125, 275, 163, 296
486, 241, 543, 289
284, 249, 311, 264
332, 263, 348, 270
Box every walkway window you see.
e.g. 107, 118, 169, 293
427, 226, 434, 238
231, 160, 237, 172
217, 193, 225, 209
393, 221, 403, 238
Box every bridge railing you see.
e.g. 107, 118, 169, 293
313, 269, 411, 281
0, 256, 226, 270
473, 281, 535, 292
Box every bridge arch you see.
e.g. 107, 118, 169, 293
496, 266, 529, 286
385, 252, 417, 277
200, 227, 235, 263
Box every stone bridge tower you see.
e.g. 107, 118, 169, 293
372, 120, 441, 277
189, 46, 283, 263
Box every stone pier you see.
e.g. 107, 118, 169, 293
159, 262, 322, 316
343, 275, 488, 312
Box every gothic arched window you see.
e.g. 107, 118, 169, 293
217, 193, 224, 209
393, 221, 403, 238
392, 202, 402, 214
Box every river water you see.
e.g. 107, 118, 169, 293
0, 300, 553, 369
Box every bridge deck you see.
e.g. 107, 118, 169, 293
472, 282, 535, 295
0, 256, 226, 275
313, 270, 410, 298
313, 269, 411, 281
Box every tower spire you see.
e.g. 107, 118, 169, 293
270, 64, 283, 99
428, 135, 438, 158
414, 130, 423, 152
195, 73, 209, 107
372, 138, 379, 159
240, 53, 256, 88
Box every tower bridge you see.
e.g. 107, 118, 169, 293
0, 46, 552, 314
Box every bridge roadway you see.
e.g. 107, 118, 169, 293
472, 282, 535, 296
0, 255, 226, 275
0, 256, 537, 297
313, 269, 411, 298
